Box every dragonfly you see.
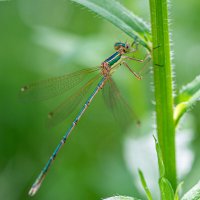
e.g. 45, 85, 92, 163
20, 41, 150, 196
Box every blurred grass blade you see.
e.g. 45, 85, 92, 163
181, 181, 200, 200
71, 0, 151, 50
174, 75, 200, 126
103, 196, 141, 200
159, 177, 174, 200
138, 169, 153, 200
174, 182, 184, 200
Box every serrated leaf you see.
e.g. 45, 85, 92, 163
71, 0, 151, 50
174, 75, 200, 126
103, 196, 141, 200
154, 137, 175, 199
154, 136, 165, 177
181, 181, 200, 200
174, 182, 184, 200
138, 169, 153, 200
159, 177, 175, 200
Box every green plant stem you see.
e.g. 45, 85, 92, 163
149, 0, 177, 191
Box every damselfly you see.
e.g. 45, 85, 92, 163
20, 41, 150, 196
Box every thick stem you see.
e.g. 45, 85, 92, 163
149, 0, 177, 191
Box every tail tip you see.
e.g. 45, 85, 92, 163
28, 181, 42, 197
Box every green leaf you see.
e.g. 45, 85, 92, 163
154, 136, 165, 177
103, 196, 141, 200
71, 0, 151, 50
174, 182, 184, 200
174, 75, 200, 126
159, 177, 174, 200
181, 181, 200, 200
138, 169, 153, 200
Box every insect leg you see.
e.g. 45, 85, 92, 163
122, 61, 142, 80
122, 53, 150, 63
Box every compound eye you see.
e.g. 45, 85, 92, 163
125, 44, 130, 49
114, 43, 120, 50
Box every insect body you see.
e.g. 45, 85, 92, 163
21, 41, 149, 196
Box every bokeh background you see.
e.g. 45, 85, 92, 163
0, 0, 200, 199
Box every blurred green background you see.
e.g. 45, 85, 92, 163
0, 0, 200, 200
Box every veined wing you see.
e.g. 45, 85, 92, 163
20, 68, 99, 101
102, 78, 140, 130
47, 74, 101, 127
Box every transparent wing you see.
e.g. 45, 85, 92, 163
47, 74, 101, 127
20, 68, 99, 101
102, 78, 140, 130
